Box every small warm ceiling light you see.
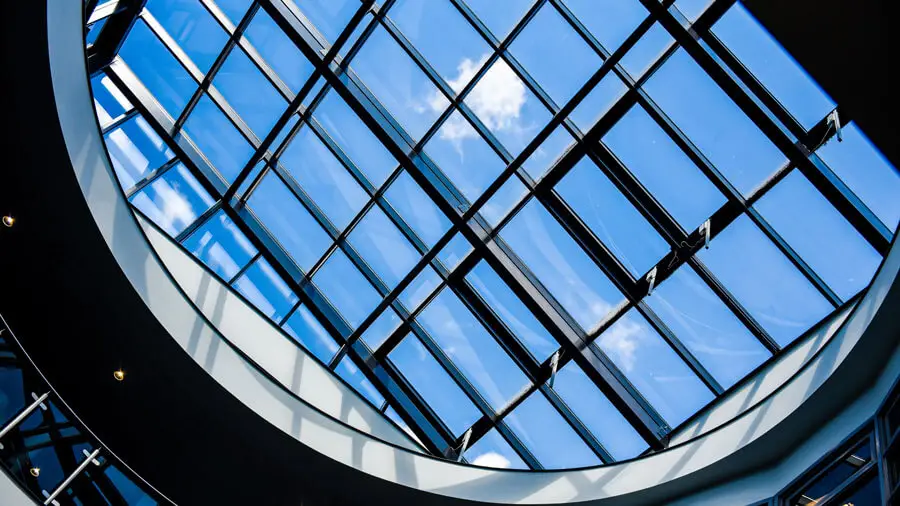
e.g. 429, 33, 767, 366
1, 216, 14, 228
113, 369, 125, 382
29, 467, 40, 478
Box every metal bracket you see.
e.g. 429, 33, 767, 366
82, 448, 102, 466
699, 219, 711, 249
548, 351, 561, 388
457, 428, 473, 462
41, 490, 60, 506
646, 266, 658, 296
31, 392, 48, 411
828, 109, 843, 142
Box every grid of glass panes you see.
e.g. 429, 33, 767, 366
88, 0, 899, 470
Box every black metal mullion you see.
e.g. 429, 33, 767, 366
86, 0, 147, 75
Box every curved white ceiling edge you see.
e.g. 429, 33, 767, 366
49, 0, 900, 503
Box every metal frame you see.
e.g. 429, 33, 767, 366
84, 0, 894, 469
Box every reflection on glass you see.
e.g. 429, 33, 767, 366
92, 75, 132, 126
510, 3, 601, 105
247, 171, 331, 272
522, 125, 575, 179
563, 0, 647, 54
183, 210, 257, 280
505, 391, 601, 469
465, 58, 551, 156
335, 356, 386, 407
604, 104, 726, 230
418, 288, 529, 410
182, 94, 254, 183
619, 23, 673, 80
646, 266, 770, 388
569, 73, 627, 133
481, 176, 528, 228
385, 171, 451, 247
233, 257, 299, 321
214, 47, 286, 138
467, 261, 558, 361
313, 249, 381, 328
501, 199, 624, 330
399, 266, 441, 311
755, 170, 881, 301
465, 0, 533, 40
698, 215, 833, 346
130, 163, 214, 236
595, 309, 713, 425
146, 0, 228, 72
553, 363, 647, 460
280, 125, 367, 231
426, 111, 506, 202
349, 206, 421, 289
360, 308, 402, 351
464, 428, 527, 469
290, 0, 358, 45
351, 26, 448, 141
244, 9, 316, 92
438, 233, 473, 271
712, 3, 834, 130
389, 334, 482, 436
645, 49, 786, 196
105, 116, 174, 190
557, 157, 669, 278
283, 305, 339, 363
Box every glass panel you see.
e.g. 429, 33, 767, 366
481, 176, 528, 228
644, 49, 787, 196
755, 170, 882, 300
712, 3, 835, 130
283, 305, 339, 363
213, 0, 252, 25
103, 466, 156, 506
214, 46, 286, 138
349, 206, 421, 289
817, 122, 900, 230
182, 94, 254, 183
619, 23, 673, 80
509, 3, 601, 105
290, 0, 358, 45
246, 171, 331, 271
465, 57, 551, 156
501, 199, 624, 330
417, 288, 530, 410
553, 363, 647, 460
399, 266, 441, 311
130, 163, 214, 236
673, 0, 712, 22
351, 26, 448, 141
86, 17, 106, 45
390, 0, 491, 89
646, 265, 771, 388
556, 157, 669, 278
467, 261, 558, 361
119, 20, 197, 120
595, 309, 714, 426
522, 125, 575, 179
439, 233, 473, 271
698, 215, 833, 346
562, 0, 647, 55
92, 74, 132, 126
313, 250, 381, 328
146, 0, 228, 72
183, 210, 257, 280
233, 257, 299, 321
360, 308, 402, 351
604, 104, 726, 230
389, 334, 482, 436
279, 125, 368, 231
384, 171, 451, 248
335, 357, 385, 407
426, 111, 506, 202
464, 429, 527, 469
464, 0, 533, 40
105, 115, 174, 190
505, 391, 601, 469
243, 9, 316, 92
569, 73, 627, 133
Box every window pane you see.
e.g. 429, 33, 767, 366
214, 47, 286, 139
464, 429, 527, 469
92, 74, 132, 126
351, 26, 448, 141
556, 157, 669, 278
619, 23, 673, 80
360, 308, 402, 351
817, 122, 900, 231
501, 199, 624, 330
644, 49, 787, 196
146, 0, 228, 72
465, 0, 533, 40
313, 250, 381, 328
465, 58, 551, 156
595, 309, 714, 426
119, 20, 196, 120
105, 116, 174, 190
569, 73, 627, 133
418, 288, 530, 411
389, 335, 482, 436
335, 357, 385, 407
182, 95, 254, 183
283, 305, 339, 363
754, 170, 881, 300
213, 0, 252, 25
562, 0, 647, 54
439, 233, 473, 271
553, 363, 647, 460
522, 125, 575, 179
349, 206, 421, 289
712, 3, 834, 130
698, 215, 833, 346
280, 126, 368, 231
246, 171, 331, 271
510, 3, 601, 105
604, 104, 726, 230
130, 163, 214, 236
673, 0, 712, 22
481, 176, 528, 228
183, 210, 257, 280
385, 171, 451, 248
505, 391, 601, 469
290, 0, 358, 45
399, 266, 441, 311
233, 257, 299, 321
646, 266, 770, 388
467, 261, 558, 361
426, 111, 506, 202
244, 9, 315, 92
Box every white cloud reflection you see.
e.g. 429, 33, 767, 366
471, 451, 512, 469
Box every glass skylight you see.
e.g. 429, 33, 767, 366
87, 0, 898, 470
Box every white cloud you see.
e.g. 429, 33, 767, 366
598, 318, 646, 373
471, 451, 512, 469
